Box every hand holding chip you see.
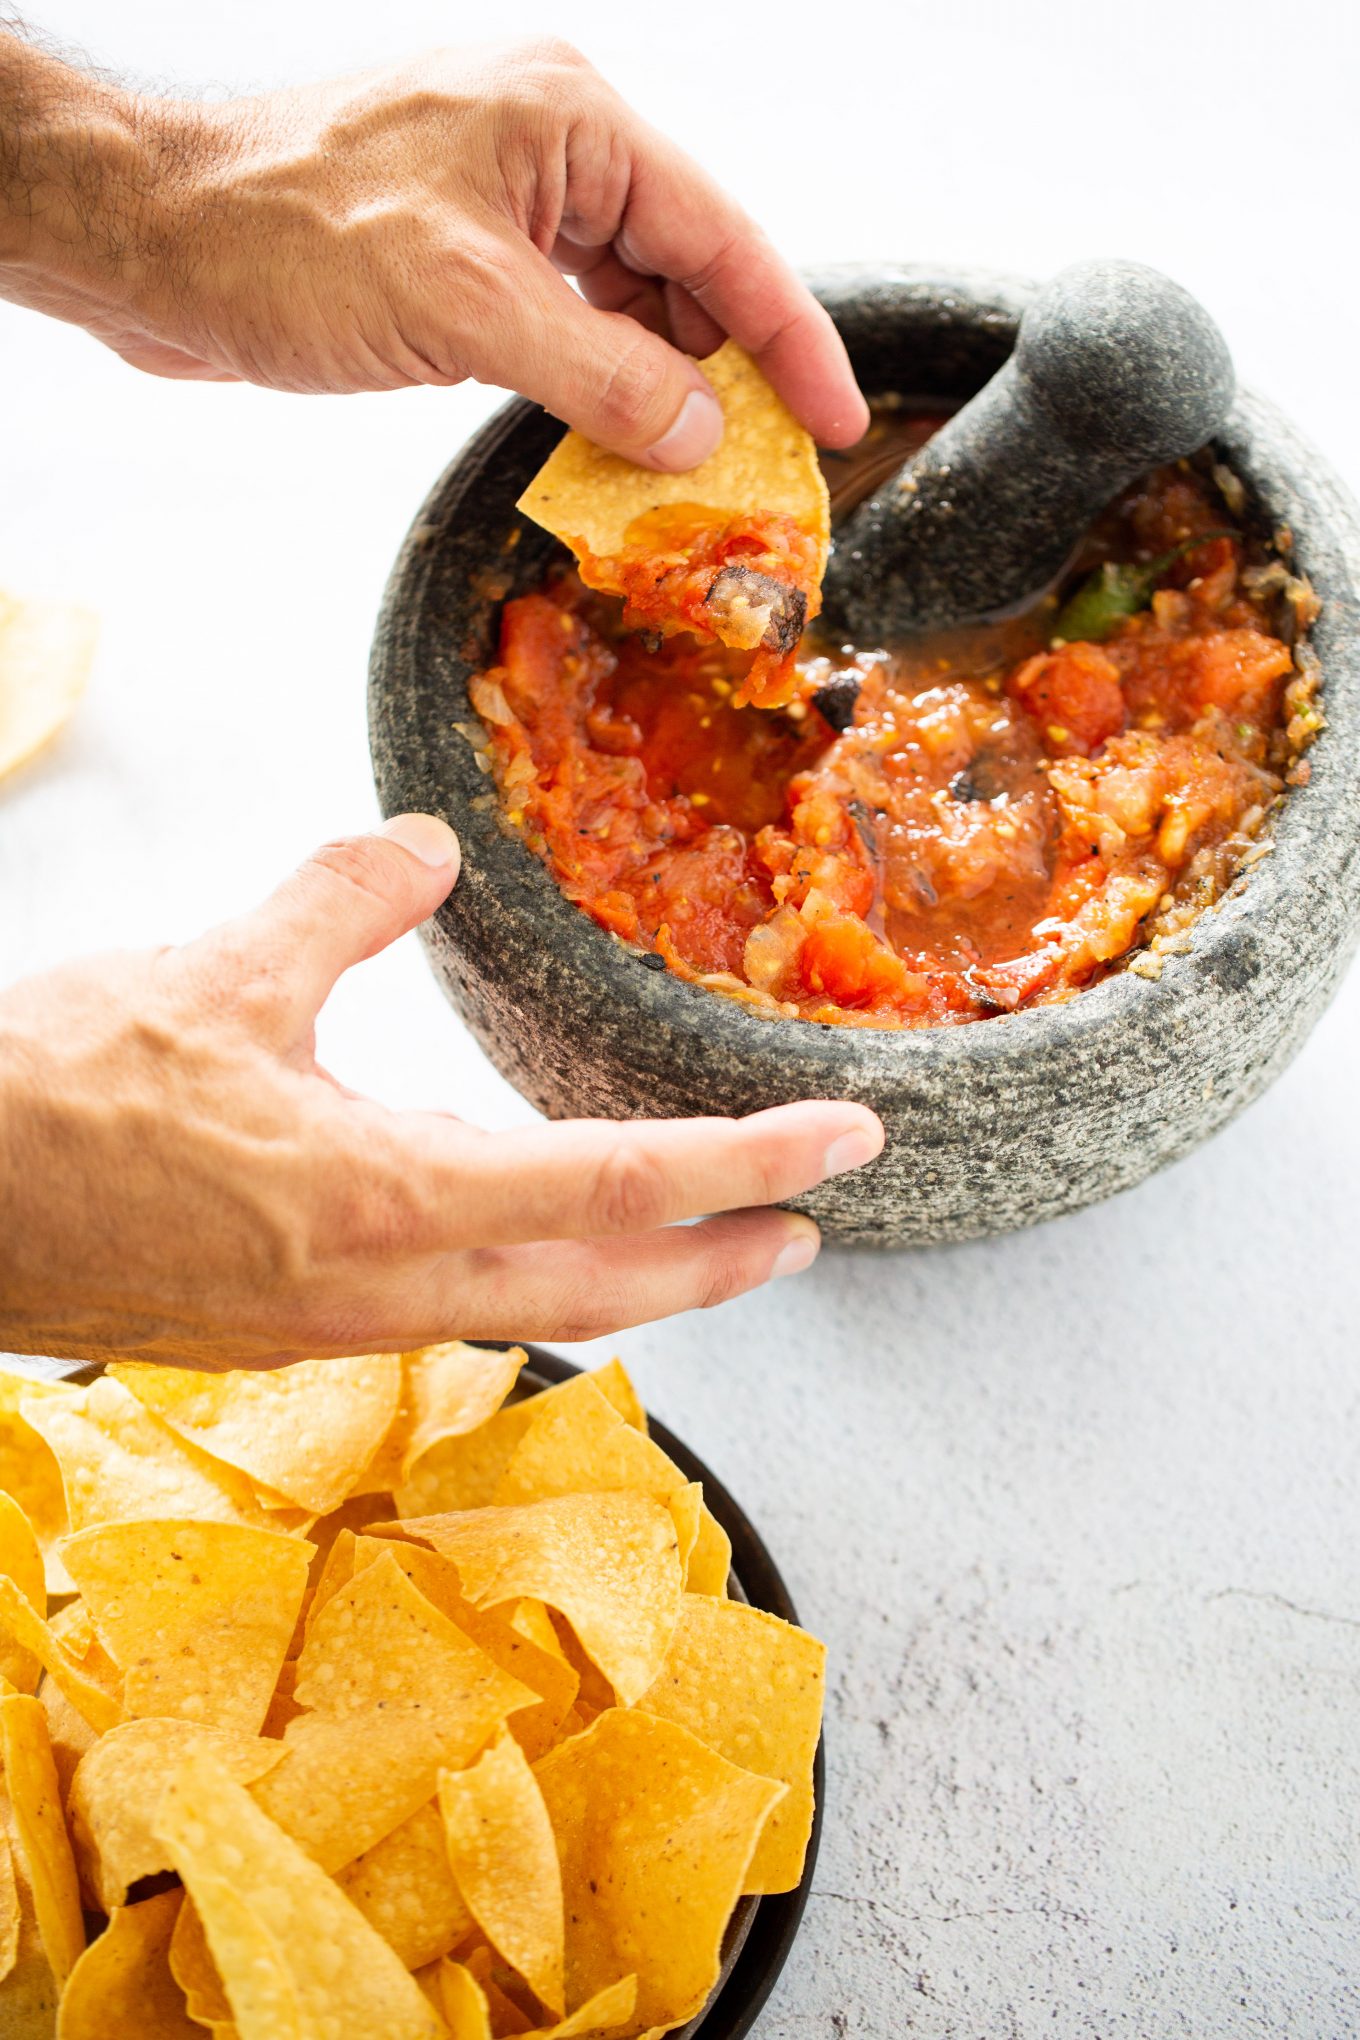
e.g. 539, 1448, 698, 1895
0, 35, 867, 469
0, 816, 883, 1366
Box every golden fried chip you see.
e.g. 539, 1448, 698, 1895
293, 1548, 535, 1728
0, 1578, 120, 1733
335, 1798, 472, 1970
436, 1959, 492, 2040
168, 1895, 232, 2026
55, 1887, 200, 2039
22, 1379, 310, 1536
684, 1504, 732, 1599
38, 1679, 98, 1825
251, 1712, 470, 1874
439, 1733, 564, 2015
533, 1710, 783, 2032
153, 1752, 445, 2039
396, 1361, 644, 1518
494, 1375, 729, 1598
353, 1344, 525, 1495
0, 1493, 46, 1693
60, 1520, 312, 1735
636, 1595, 824, 1893
0, 1783, 60, 2032
382, 1491, 683, 1706
0, 1694, 84, 1989
0, 590, 95, 783
67, 1719, 283, 1911
109, 1356, 403, 1516
0, 1370, 75, 1594
343, 1540, 579, 1759
518, 342, 828, 569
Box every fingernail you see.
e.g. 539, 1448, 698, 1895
822, 1125, 883, 1179
771, 1221, 820, 1280
379, 812, 461, 873
644, 388, 723, 472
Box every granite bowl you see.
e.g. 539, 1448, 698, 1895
369, 266, 1360, 1246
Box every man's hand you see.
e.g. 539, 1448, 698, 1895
0, 33, 867, 468
0, 816, 883, 1368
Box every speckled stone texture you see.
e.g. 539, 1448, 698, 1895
368, 267, 1360, 1247
821, 260, 1236, 639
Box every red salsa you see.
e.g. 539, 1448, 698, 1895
471, 421, 1320, 1029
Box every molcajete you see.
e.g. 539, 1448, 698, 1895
368, 267, 1360, 1246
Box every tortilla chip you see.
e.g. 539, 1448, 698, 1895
21, 1378, 310, 1536
636, 1595, 823, 1893
293, 1548, 534, 1729
0, 590, 95, 783
168, 1895, 233, 2026
533, 1710, 783, 2032
153, 1752, 446, 2039
0, 1494, 46, 1694
683, 1504, 732, 1598
0, 1578, 120, 1734
55, 1887, 200, 2039
286, 1493, 396, 1656
0, 1371, 75, 1595
353, 1344, 525, 1495
251, 1710, 471, 1874
438, 1960, 638, 2040
342, 1540, 579, 1759
518, 342, 828, 569
381, 1492, 683, 1707
335, 1798, 472, 1970
0, 1782, 59, 2031
36, 1685, 90, 1843
436, 1959, 493, 2040
67, 1718, 283, 1911
0, 1694, 83, 1988
493, 1376, 729, 1598
108, 1356, 403, 1516
60, 1520, 312, 1735
396, 1361, 645, 1519
438, 1733, 564, 2015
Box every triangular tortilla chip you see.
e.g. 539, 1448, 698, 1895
353, 1344, 525, 1495
438, 1733, 564, 2016
519, 342, 828, 569
635, 1594, 824, 1893
0, 1693, 84, 1989
108, 1356, 403, 1516
532, 1710, 783, 2032
379, 1491, 683, 1707
60, 1519, 312, 1735
335, 1798, 472, 1971
55, 1887, 201, 2039
153, 1752, 445, 2039
67, 1717, 283, 1911
0, 1493, 46, 1693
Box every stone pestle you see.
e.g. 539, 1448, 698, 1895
816, 259, 1236, 658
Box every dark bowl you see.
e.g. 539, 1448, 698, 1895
370, 266, 1360, 1245
502, 1345, 823, 2040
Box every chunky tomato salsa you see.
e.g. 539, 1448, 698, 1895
470, 421, 1321, 1028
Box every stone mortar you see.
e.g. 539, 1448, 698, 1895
369, 267, 1360, 1247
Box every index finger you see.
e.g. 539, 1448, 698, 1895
585, 120, 868, 448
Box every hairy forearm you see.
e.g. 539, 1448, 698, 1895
0, 28, 204, 320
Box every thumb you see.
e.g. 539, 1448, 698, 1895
203, 814, 461, 1029
474, 246, 724, 471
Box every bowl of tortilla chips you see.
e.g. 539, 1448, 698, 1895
370, 266, 1360, 1246
0, 1344, 825, 2038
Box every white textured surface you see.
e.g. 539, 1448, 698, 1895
3, 1, 1359, 2032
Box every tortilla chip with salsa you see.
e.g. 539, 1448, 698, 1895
517, 342, 829, 708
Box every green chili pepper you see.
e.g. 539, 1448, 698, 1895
1053, 531, 1237, 644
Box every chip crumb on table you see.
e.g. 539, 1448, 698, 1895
0, 1346, 825, 2038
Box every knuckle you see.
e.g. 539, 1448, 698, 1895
593, 330, 672, 444
586, 1142, 673, 1234
695, 1243, 753, 1312
306, 834, 416, 914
